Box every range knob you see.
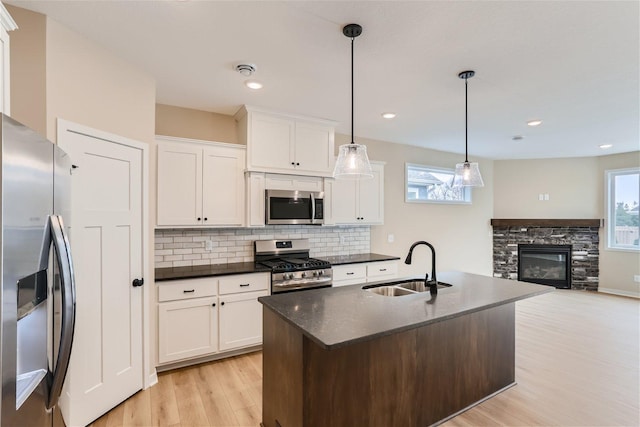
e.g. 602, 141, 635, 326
301, 272, 307, 278
312, 271, 318, 277
318, 270, 324, 276
283, 273, 292, 280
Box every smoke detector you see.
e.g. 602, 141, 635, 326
235, 63, 256, 76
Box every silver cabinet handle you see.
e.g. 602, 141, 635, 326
47, 215, 76, 410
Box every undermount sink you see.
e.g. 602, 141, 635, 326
363, 279, 452, 297
396, 280, 452, 292
366, 286, 415, 297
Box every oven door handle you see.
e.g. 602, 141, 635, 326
276, 276, 333, 288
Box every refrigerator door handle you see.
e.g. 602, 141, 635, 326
46, 215, 76, 410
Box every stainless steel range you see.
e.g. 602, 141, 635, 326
255, 239, 332, 293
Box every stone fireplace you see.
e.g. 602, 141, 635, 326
491, 219, 601, 291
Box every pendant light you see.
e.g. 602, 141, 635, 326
452, 70, 484, 188
333, 23, 373, 180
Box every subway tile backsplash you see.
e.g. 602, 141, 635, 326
154, 225, 371, 268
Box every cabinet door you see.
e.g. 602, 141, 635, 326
248, 113, 295, 172
246, 172, 266, 227
331, 178, 358, 224
357, 164, 384, 224
219, 290, 268, 351
294, 121, 334, 175
157, 141, 203, 226
202, 146, 245, 226
158, 297, 218, 364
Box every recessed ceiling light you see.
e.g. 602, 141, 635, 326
381, 112, 396, 119
245, 80, 263, 90
599, 144, 613, 149
527, 119, 543, 127
512, 135, 525, 141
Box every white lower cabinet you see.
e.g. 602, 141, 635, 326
332, 264, 367, 287
158, 297, 218, 364
157, 272, 270, 365
219, 290, 269, 351
366, 260, 399, 282
332, 260, 399, 287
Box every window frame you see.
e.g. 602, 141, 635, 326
605, 167, 640, 252
405, 163, 472, 205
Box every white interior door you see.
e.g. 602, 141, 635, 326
57, 123, 144, 427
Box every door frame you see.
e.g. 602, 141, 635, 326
56, 118, 156, 389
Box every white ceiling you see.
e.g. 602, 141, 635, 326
7, 0, 640, 160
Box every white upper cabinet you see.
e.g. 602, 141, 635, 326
157, 137, 245, 227
0, 4, 17, 115
235, 106, 336, 177
328, 162, 385, 225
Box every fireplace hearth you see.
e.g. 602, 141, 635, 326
518, 244, 571, 288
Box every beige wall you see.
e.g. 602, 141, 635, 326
344, 134, 495, 278
494, 152, 640, 297
494, 157, 600, 218
45, 18, 155, 145
6, 5, 46, 136
155, 103, 238, 144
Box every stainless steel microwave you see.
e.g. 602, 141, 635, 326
265, 190, 324, 225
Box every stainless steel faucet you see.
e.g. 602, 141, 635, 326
404, 241, 438, 294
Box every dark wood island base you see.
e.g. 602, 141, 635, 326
262, 302, 517, 427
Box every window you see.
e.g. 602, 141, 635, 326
405, 163, 471, 204
606, 168, 639, 251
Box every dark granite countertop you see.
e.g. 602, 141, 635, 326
258, 271, 552, 350
322, 253, 400, 265
155, 262, 270, 281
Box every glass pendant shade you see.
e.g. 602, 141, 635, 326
452, 161, 484, 187
333, 23, 373, 180
333, 143, 373, 180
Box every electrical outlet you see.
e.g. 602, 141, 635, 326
544, 193, 550, 201
538, 194, 544, 201
634, 275, 640, 283
205, 240, 214, 251
387, 234, 395, 243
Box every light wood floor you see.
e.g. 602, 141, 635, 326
90, 290, 639, 427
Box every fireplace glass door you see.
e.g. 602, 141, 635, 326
517, 244, 571, 288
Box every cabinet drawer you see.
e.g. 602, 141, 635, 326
332, 264, 367, 282
366, 261, 398, 279
158, 277, 217, 302
219, 272, 270, 295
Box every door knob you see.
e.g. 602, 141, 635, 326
132, 278, 144, 287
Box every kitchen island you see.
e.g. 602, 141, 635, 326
258, 271, 552, 427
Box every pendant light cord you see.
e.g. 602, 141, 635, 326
350, 36, 355, 145
464, 76, 469, 163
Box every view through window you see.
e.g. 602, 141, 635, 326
607, 168, 639, 250
405, 164, 471, 203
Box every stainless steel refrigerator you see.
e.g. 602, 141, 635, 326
0, 114, 76, 427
